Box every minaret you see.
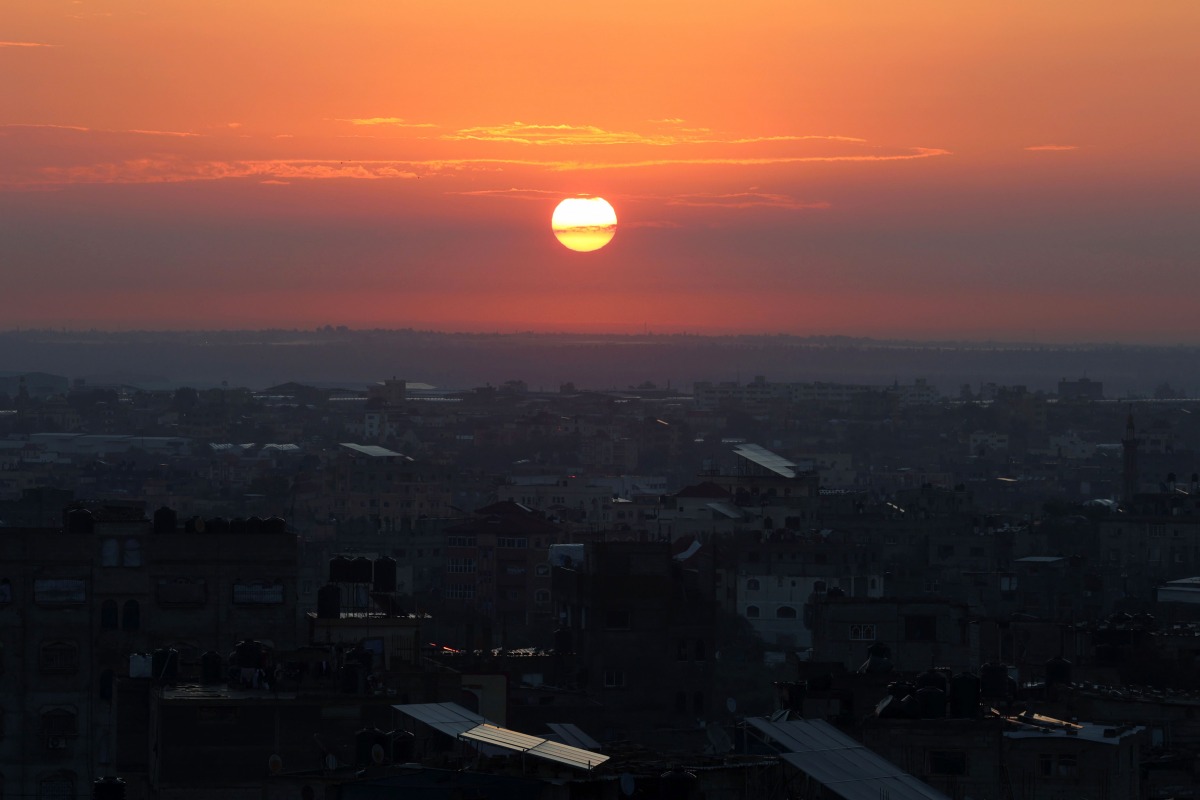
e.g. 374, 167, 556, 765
1122, 410, 1138, 503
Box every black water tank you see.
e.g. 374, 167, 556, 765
229, 518, 247, 536
265, 516, 287, 535
235, 639, 264, 669
916, 669, 947, 691
866, 641, 891, 660
980, 663, 1009, 698
1045, 656, 1072, 686
151, 648, 179, 683
330, 556, 354, 583
67, 509, 95, 534
153, 506, 177, 534
184, 516, 205, 534
92, 777, 127, 800
949, 672, 981, 718
390, 729, 415, 763
245, 516, 264, 535
373, 556, 397, 593
355, 727, 388, 765
351, 557, 373, 583
916, 686, 946, 719
317, 584, 341, 619
206, 517, 229, 534
201, 651, 224, 685
660, 767, 698, 800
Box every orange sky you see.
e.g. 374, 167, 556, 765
2, 1, 1198, 340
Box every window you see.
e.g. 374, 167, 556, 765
746, 605, 760, 618
536, 564, 550, 576
497, 537, 529, 549
776, 606, 797, 619
1039, 753, 1077, 778
603, 670, 626, 688
156, 578, 207, 607
0, 578, 10, 604
121, 600, 140, 631
904, 615, 937, 641
34, 579, 85, 606
694, 639, 706, 661
675, 691, 687, 713
746, 578, 760, 591
849, 623, 876, 641
101, 539, 120, 567
447, 559, 476, 574
122, 538, 142, 567
232, 581, 284, 604
100, 600, 118, 630
99, 669, 114, 702
534, 589, 550, 603
677, 640, 690, 661
39, 642, 79, 674
445, 585, 476, 600
447, 536, 476, 547
928, 750, 967, 776
38, 771, 75, 800
693, 692, 704, 714
42, 710, 78, 751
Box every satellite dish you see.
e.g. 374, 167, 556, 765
619, 773, 636, 796
371, 743, 386, 764
268, 753, 283, 774
725, 697, 737, 713
324, 753, 338, 771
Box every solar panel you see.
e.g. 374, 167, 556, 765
733, 443, 797, 478
393, 702, 486, 737
546, 722, 602, 750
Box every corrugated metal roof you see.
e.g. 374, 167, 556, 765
393, 702, 485, 737
340, 443, 411, 459
747, 717, 950, 800
395, 703, 609, 771
546, 723, 602, 751
733, 443, 798, 478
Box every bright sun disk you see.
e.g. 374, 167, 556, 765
552, 196, 617, 252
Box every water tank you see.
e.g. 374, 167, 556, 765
151, 648, 179, 683
949, 672, 981, 718
329, 556, 354, 583
265, 516, 287, 535
390, 730, 415, 763
866, 642, 891, 660
888, 681, 916, 700
916, 669, 947, 691
373, 557, 397, 593
915, 686, 946, 719
355, 727, 388, 765
66, 509, 95, 534
1045, 656, 1072, 687
317, 584, 341, 619
229, 518, 247, 536
92, 777, 127, 800
246, 516, 264, 535
351, 557, 374, 583
980, 662, 1009, 698
206, 517, 229, 534
553, 627, 574, 656
201, 651, 224, 685
153, 506, 177, 534
235, 639, 265, 669
184, 516, 205, 534
660, 767, 698, 800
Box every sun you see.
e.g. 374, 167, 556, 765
552, 196, 617, 252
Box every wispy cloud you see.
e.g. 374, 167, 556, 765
549, 147, 951, 171
0, 41, 57, 48
666, 192, 831, 210
29, 158, 422, 186
0, 123, 198, 138
1025, 144, 1078, 151
446, 187, 563, 200
337, 117, 438, 128
443, 121, 865, 148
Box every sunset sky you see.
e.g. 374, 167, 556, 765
2, 1, 1198, 341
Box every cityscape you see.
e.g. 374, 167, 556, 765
2, 358, 1200, 798
4, 0, 1199, 797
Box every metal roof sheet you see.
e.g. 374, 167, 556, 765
393, 702, 486, 737
733, 443, 798, 478
747, 717, 950, 800
395, 703, 608, 771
